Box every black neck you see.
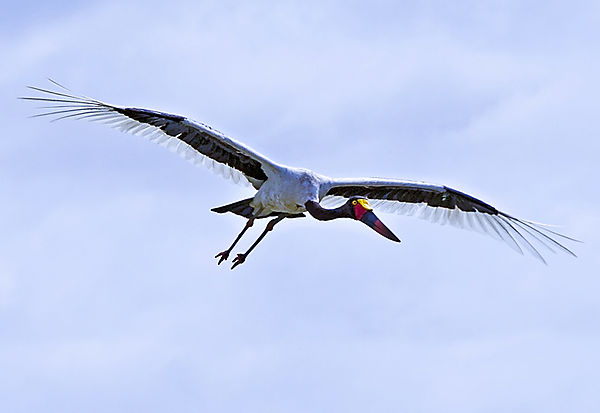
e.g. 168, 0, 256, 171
304, 200, 350, 221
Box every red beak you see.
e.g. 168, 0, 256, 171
359, 210, 401, 243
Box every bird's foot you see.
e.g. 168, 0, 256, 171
231, 253, 247, 270
215, 250, 230, 265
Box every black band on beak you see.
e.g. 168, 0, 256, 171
359, 211, 401, 243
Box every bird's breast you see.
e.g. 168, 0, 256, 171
252, 168, 321, 214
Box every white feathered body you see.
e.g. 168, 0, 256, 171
251, 165, 327, 215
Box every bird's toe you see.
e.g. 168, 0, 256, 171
215, 250, 230, 265
231, 253, 246, 270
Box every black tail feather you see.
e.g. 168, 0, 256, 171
211, 198, 255, 218
211, 198, 305, 219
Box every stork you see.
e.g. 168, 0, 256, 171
22, 81, 578, 268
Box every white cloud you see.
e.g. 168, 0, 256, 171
1, 1, 599, 412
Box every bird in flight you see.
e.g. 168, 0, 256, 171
22, 80, 578, 268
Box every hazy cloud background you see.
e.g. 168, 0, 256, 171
1, 1, 599, 412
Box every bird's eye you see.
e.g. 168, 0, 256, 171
352, 200, 357, 205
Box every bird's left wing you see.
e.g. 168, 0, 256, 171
322, 178, 578, 263
21, 81, 274, 188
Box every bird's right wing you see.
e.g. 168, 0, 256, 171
322, 177, 579, 263
21, 81, 277, 188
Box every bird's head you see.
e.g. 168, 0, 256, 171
346, 197, 400, 243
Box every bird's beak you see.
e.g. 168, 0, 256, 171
353, 199, 400, 243
360, 210, 401, 242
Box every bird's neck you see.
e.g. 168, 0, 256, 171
304, 201, 349, 221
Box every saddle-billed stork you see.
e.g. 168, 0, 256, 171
22, 81, 578, 268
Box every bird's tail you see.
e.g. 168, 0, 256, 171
211, 198, 255, 218
211, 198, 306, 220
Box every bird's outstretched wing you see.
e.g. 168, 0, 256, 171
322, 178, 578, 263
21, 80, 275, 188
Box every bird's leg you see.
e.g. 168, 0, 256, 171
231, 216, 285, 270
215, 218, 255, 265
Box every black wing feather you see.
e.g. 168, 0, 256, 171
114, 107, 268, 181
326, 185, 498, 214
324, 180, 578, 263
22, 84, 268, 183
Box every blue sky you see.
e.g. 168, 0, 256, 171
1, 1, 599, 412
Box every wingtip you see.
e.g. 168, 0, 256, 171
47, 78, 71, 91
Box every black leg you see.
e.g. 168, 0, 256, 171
231, 216, 285, 269
215, 218, 254, 265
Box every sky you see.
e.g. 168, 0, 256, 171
1, 1, 599, 412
